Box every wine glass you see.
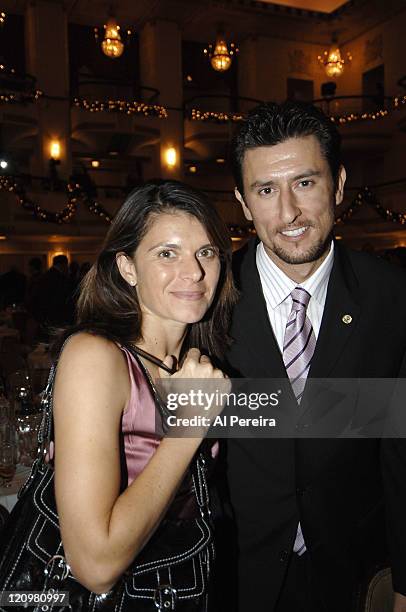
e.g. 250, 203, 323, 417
0, 442, 18, 487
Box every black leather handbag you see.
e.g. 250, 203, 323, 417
0, 342, 215, 611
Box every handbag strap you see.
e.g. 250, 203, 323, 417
124, 342, 212, 517
19, 335, 76, 497
36, 335, 75, 465
24, 335, 212, 517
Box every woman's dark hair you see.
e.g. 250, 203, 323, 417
231, 101, 342, 195
55, 180, 237, 361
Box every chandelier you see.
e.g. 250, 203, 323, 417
318, 38, 352, 78
204, 30, 239, 72
101, 17, 124, 58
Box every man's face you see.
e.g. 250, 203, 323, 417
236, 135, 346, 276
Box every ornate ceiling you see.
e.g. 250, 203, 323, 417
1, 0, 405, 45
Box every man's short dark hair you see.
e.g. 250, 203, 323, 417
29, 257, 42, 272
231, 101, 342, 196
53, 254, 68, 267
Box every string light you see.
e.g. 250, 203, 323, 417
190, 108, 244, 123
0, 175, 112, 224
330, 107, 391, 125
0, 64, 43, 104
1, 174, 405, 228
0, 60, 403, 128
335, 191, 363, 223
335, 187, 406, 225
72, 97, 167, 118
190, 93, 406, 125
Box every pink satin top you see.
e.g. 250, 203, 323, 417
120, 345, 161, 486
119, 345, 218, 491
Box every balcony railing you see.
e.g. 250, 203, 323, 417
0, 68, 37, 93
313, 95, 393, 117
182, 92, 403, 123
74, 73, 160, 104
184, 94, 263, 116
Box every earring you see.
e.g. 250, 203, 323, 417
129, 280, 136, 286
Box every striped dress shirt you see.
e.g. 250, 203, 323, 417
256, 240, 334, 351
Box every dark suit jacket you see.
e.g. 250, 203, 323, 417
34, 267, 74, 327
222, 238, 406, 611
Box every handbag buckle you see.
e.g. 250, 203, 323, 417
154, 584, 177, 610
44, 555, 70, 581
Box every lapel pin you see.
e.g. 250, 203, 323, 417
342, 314, 352, 324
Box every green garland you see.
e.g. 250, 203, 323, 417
335, 186, 406, 225
0, 175, 111, 224
1, 174, 405, 230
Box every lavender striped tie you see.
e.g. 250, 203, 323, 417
283, 287, 316, 556
283, 287, 316, 404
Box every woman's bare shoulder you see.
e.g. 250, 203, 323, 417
60, 332, 122, 358
54, 333, 130, 419
56, 332, 128, 380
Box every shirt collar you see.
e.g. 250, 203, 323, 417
256, 240, 334, 309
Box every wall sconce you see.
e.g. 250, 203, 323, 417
48, 140, 62, 191
49, 140, 61, 160
165, 147, 177, 168
91, 160, 100, 168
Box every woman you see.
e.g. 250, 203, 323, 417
52, 180, 236, 609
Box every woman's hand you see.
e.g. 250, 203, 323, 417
159, 348, 230, 436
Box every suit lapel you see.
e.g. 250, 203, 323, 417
232, 239, 287, 380
298, 244, 362, 475
308, 242, 361, 379
232, 241, 361, 388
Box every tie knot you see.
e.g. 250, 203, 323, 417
290, 286, 311, 311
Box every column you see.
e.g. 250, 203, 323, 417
139, 20, 183, 180
25, 0, 71, 178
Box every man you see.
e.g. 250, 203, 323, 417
224, 101, 406, 611
34, 255, 74, 333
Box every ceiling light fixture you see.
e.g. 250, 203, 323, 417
101, 11, 124, 59
318, 35, 352, 78
204, 27, 238, 73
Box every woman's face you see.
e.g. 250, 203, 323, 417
128, 211, 221, 328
